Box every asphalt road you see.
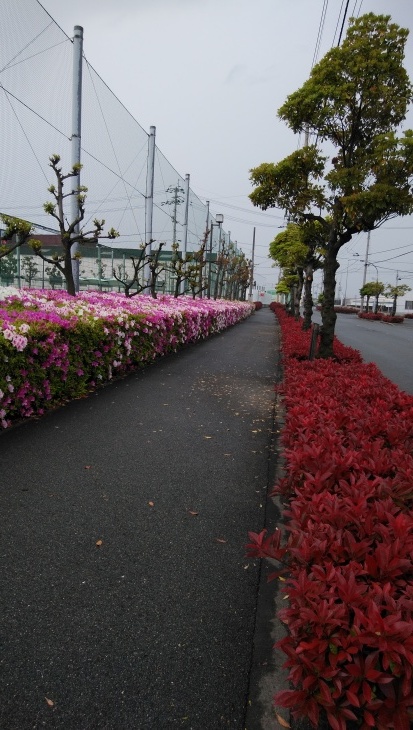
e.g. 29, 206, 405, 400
313, 311, 413, 395
0, 307, 283, 730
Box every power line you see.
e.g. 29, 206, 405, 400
337, 0, 351, 46
312, 0, 329, 68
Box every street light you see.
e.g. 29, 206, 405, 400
343, 253, 359, 303
207, 214, 224, 298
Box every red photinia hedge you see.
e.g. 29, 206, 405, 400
249, 302, 413, 730
358, 312, 404, 324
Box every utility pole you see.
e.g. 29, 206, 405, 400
70, 25, 83, 292
248, 227, 256, 300
162, 180, 184, 245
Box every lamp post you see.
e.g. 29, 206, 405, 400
207, 213, 223, 298
343, 252, 359, 304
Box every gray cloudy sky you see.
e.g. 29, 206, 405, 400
42, 0, 413, 298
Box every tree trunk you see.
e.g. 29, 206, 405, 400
64, 247, 76, 296
302, 264, 313, 330
318, 246, 339, 358
294, 272, 303, 320
392, 296, 397, 316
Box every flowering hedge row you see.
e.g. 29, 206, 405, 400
0, 287, 253, 429
247, 303, 413, 730
358, 312, 404, 323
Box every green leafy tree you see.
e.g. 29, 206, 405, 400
360, 280, 385, 313
270, 221, 324, 328
385, 282, 411, 316
21, 256, 39, 288
45, 264, 63, 289
0, 251, 17, 282
29, 154, 119, 296
249, 13, 413, 357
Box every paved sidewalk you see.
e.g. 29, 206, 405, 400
0, 307, 282, 730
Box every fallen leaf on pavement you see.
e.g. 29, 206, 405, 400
148, 501, 154, 507
275, 713, 290, 728
95, 539, 103, 547
204, 436, 212, 439
188, 510, 199, 516
215, 538, 227, 544
45, 698, 54, 707
84, 465, 92, 469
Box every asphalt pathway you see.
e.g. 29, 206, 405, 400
0, 307, 282, 730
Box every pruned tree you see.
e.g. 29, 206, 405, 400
30, 154, 119, 296
385, 282, 411, 316
360, 281, 385, 313
113, 241, 152, 298
249, 13, 413, 357
226, 252, 252, 301
184, 230, 209, 299
0, 216, 36, 259
270, 221, 324, 327
147, 242, 166, 298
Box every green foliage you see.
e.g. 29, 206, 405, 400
0, 253, 17, 278
21, 256, 39, 286
250, 147, 327, 215
249, 13, 413, 357
360, 281, 385, 298
385, 283, 411, 299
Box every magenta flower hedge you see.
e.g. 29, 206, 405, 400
0, 288, 253, 428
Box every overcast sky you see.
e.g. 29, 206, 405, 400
41, 0, 413, 298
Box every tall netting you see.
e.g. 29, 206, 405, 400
0, 0, 222, 255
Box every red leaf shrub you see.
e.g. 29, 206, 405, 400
249, 304, 413, 729
382, 314, 404, 324
334, 306, 359, 314
358, 311, 383, 321
358, 312, 405, 324
254, 301, 263, 310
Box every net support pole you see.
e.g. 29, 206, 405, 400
144, 125, 156, 293
180, 173, 190, 294
70, 25, 83, 293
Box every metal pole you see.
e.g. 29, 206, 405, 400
97, 244, 102, 290
248, 226, 256, 300
207, 224, 214, 298
70, 25, 83, 293
181, 173, 190, 294
16, 237, 21, 289
144, 125, 156, 292
360, 230, 370, 311
200, 201, 210, 299
343, 260, 349, 304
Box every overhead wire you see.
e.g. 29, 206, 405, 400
312, 0, 329, 69
337, 0, 351, 46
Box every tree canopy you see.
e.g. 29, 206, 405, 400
250, 13, 413, 357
